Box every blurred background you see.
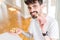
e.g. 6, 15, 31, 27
0, 0, 60, 40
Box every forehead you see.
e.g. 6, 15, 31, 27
28, 1, 40, 7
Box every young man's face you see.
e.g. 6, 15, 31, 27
27, 1, 42, 18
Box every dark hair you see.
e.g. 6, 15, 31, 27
25, 0, 43, 5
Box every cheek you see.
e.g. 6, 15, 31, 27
36, 8, 40, 13
29, 10, 32, 13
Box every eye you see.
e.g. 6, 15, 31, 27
28, 7, 31, 10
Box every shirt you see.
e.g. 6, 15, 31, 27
28, 16, 59, 40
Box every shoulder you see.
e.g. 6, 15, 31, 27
46, 16, 59, 39
46, 16, 59, 32
46, 16, 58, 24
46, 16, 59, 29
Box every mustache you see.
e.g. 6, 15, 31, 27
30, 11, 38, 19
30, 11, 38, 15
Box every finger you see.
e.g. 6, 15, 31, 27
16, 28, 22, 34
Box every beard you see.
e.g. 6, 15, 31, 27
31, 15, 37, 19
30, 11, 38, 19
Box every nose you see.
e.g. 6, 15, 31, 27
30, 7, 34, 12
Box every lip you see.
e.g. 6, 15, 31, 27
31, 14, 37, 19
31, 12, 37, 16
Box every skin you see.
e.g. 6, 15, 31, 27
10, 1, 58, 40
27, 1, 57, 40
27, 1, 46, 30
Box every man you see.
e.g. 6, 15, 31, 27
11, 0, 59, 40
24, 0, 59, 40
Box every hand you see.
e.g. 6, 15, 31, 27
37, 14, 46, 26
9, 28, 22, 35
37, 14, 47, 33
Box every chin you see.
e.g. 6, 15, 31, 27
32, 16, 37, 19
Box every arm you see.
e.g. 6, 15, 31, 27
10, 28, 33, 38
44, 36, 59, 40
44, 20, 59, 40
21, 30, 33, 38
37, 15, 59, 40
